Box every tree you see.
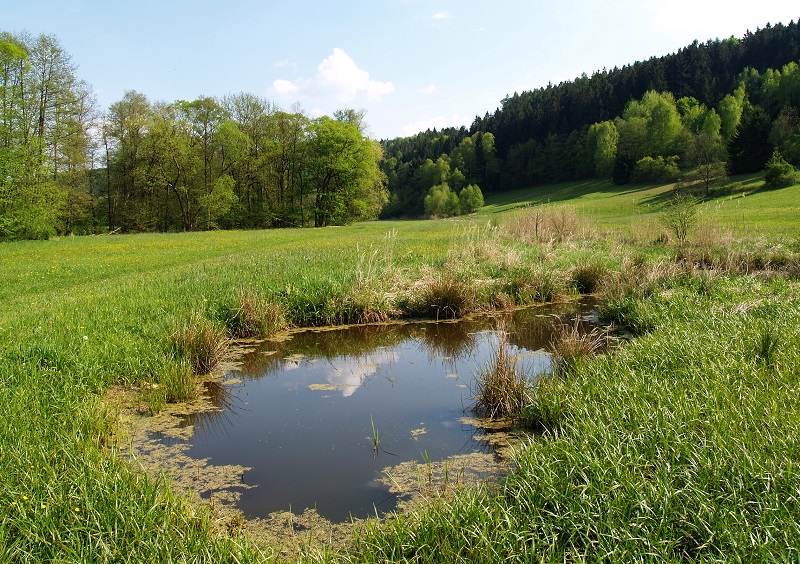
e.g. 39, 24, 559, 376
305, 116, 386, 227
587, 120, 618, 178
458, 184, 484, 214
727, 106, 774, 174
424, 183, 459, 217
0, 32, 94, 240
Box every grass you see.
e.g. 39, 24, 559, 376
471, 325, 532, 420
1, 173, 799, 560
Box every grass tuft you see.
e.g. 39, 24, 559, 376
549, 316, 608, 374
170, 312, 229, 375
754, 325, 781, 370
411, 270, 476, 320
224, 291, 286, 338
472, 326, 532, 420
570, 262, 609, 294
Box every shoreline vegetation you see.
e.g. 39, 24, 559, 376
2, 176, 800, 560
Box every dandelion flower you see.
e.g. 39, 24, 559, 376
83, 335, 88, 341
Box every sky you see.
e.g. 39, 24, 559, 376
4, 0, 798, 139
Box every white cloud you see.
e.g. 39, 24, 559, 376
272, 79, 299, 96
323, 351, 399, 397
274, 59, 293, 68
432, 11, 452, 20
271, 48, 394, 103
417, 84, 437, 94
317, 48, 394, 101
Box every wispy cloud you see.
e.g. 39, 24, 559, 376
417, 84, 437, 94
432, 11, 452, 20
271, 48, 394, 103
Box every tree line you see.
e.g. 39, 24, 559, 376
380, 21, 800, 216
0, 32, 386, 240
3, 21, 800, 239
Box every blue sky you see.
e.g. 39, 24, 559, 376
4, 0, 798, 139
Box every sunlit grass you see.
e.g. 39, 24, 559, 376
1, 170, 799, 560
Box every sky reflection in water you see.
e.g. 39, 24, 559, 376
160, 300, 598, 522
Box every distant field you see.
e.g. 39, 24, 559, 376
483, 174, 798, 236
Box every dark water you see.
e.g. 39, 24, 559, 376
153, 299, 599, 522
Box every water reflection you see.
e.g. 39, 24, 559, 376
164, 298, 598, 522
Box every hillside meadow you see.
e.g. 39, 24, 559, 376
1, 176, 799, 561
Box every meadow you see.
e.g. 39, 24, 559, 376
1, 176, 799, 561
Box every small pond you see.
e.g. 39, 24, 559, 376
145, 299, 600, 523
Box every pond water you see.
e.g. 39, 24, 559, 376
147, 299, 599, 523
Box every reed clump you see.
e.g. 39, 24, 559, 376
472, 327, 532, 420
410, 269, 477, 320
549, 316, 609, 374
504, 263, 566, 304
506, 205, 583, 243
225, 291, 286, 338
170, 312, 229, 375
570, 262, 610, 294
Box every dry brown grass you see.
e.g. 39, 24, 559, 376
505, 205, 584, 244
549, 316, 609, 374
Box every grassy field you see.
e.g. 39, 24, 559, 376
1, 176, 799, 561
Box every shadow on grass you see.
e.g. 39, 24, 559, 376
637, 172, 766, 208
484, 179, 668, 213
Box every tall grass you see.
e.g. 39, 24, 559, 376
471, 326, 532, 420
170, 312, 229, 375
1, 179, 799, 560
548, 316, 609, 375
353, 274, 800, 561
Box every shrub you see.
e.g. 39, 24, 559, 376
763, 150, 800, 188
631, 155, 680, 183
458, 184, 484, 214
660, 192, 698, 244
424, 183, 460, 218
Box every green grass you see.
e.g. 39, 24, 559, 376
355, 275, 800, 561
483, 173, 799, 236
1, 172, 799, 561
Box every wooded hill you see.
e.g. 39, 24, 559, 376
1, 22, 799, 239
381, 20, 800, 217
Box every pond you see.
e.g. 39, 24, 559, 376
143, 299, 600, 523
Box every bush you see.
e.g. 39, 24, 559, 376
763, 151, 800, 188
458, 184, 484, 214
424, 183, 460, 217
660, 192, 698, 244
631, 155, 680, 183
